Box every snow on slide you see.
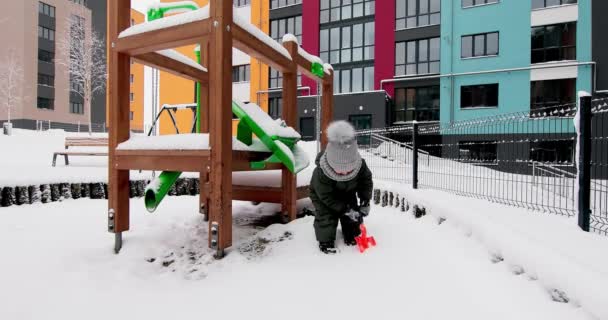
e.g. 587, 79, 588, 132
234, 100, 300, 140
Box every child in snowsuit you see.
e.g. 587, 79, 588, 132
309, 120, 373, 254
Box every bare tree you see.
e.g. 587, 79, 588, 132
0, 49, 24, 125
57, 12, 107, 134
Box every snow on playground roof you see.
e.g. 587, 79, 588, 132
119, 6, 210, 38
233, 100, 301, 139
157, 49, 207, 72
282, 33, 332, 75
119, 5, 292, 61
116, 133, 270, 152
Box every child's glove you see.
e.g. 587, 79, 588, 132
359, 200, 370, 217
345, 209, 361, 222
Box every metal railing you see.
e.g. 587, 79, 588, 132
357, 97, 608, 236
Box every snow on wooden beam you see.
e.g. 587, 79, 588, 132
113, 19, 211, 56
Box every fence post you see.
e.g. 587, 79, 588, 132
577, 94, 592, 232
412, 121, 419, 189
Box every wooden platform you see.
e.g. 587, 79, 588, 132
113, 149, 284, 172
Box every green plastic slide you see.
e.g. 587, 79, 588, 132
144, 101, 308, 212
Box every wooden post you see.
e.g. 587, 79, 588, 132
208, 0, 233, 255
282, 42, 298, 221
321, 72, 334, 149
199, 38, 210, 220
108, 0, 132, 253
200, 38, 210, 134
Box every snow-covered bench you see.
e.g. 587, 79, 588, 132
52, 137, 108, 167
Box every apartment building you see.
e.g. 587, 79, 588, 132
0, 0, 109, 131
131, 1, 608, 144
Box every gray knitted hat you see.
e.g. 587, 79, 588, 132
319, 120, 362, 182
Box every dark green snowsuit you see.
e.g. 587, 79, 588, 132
309, 152, 373, 243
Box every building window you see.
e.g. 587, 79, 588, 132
530, 79, 575, 115
395, 37, 440, 76
69, 0, 87, 6
130, 111, 134, 120
38, 26, 55, 41
38, 74, 55, 87
130, 93, 134, 102
394, 86, 440, 123
268, 97, 283, 119
232, 65, 250, 83
37, 97, 54, 110
271, 16, 302, 44
320, 22, 375, 64
271, 0, 301, 9
458, 141, 497, 163
462, 0, 499, 7
530, 140, 573, 163
461, 32, 498, 58
70, 102, 84, 114
396, 0, 440, 30
269, 15, 302, 88
39, 2, 55, 18
38, 49, 54, 63
320, 0, 375, 24
130, 74, 134, 84
531, 23, 576, 64
333, 66, 374, 94
233, 0, 250, 7
461, 84, 499, 109
532, 0, 577, 10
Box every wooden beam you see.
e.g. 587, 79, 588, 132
108, 0, 132, 237
114, 150, 210, 172
321, 70, 334, 148
232, 24, 292, 73
133, 52, 208, 85
200, 38, 210, 133
208, 0, 234, 252
281, 42, 298, 222
114, 19, 211, 56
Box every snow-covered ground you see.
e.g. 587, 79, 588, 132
0, 196, 597, 320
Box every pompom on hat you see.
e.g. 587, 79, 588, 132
319, 120, 363, 181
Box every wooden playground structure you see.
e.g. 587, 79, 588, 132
108, 0, 334, 257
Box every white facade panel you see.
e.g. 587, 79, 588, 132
530, 65, 578, 81
531, 4, 578, 27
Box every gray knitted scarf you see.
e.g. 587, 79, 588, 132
319, 152, 362, 182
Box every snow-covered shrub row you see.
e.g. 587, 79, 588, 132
371, 188, 425, 219
0, 178, 203, 208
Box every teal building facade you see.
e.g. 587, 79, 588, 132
439, 0, 593, 124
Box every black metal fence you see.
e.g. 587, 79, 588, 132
357, 95, 608, 236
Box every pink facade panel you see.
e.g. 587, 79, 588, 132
302, 0, 320, 95
374, 0, 396, 97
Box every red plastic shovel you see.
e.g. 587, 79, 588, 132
355, 224, 376, 253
